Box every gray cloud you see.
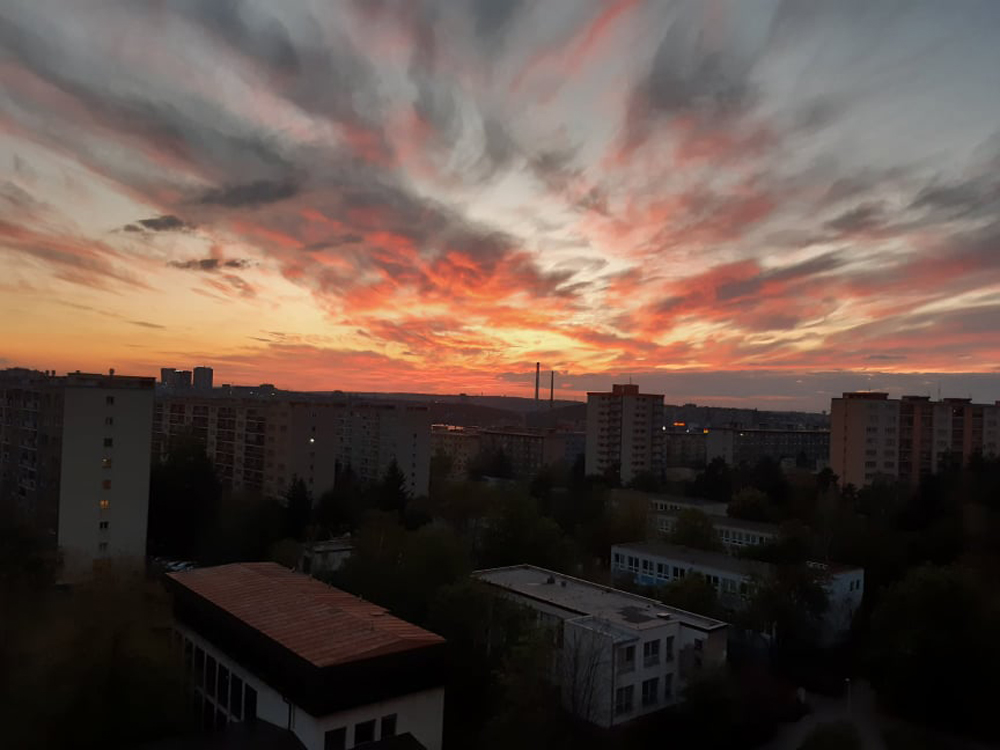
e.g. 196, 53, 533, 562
824, 202, 886, 234
123, 215, 190, 233
168, 258, 254, 271
130, 320, 166, 329
196, 179, 299, 208
165, 0, 301, 75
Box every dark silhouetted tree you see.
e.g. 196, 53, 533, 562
147, 431, 221, 559
377, 459, 409, 513
285, 476, 311, 540
667, 508, 724, 551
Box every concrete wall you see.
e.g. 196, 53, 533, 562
58, 383, 152, 576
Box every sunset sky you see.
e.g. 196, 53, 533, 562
2, 0, 999, 410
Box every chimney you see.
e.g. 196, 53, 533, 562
535, 362, 540, 401
550, 370, 554, 407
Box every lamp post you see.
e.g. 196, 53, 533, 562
845, 678, 852, 717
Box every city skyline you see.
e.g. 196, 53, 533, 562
3, 1, 1000, 411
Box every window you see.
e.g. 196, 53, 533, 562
103, 437, 113, 448
641, 559, 651, 572
205, 656, 217, 698
627, 556, 638, 573
615, 685, 634, 716
102, 479, 112, 490
105, 416, 114, 426
101, 457, 112, 469
218, 665, 230, 708
694, 638, 704, 652
106, 396, 115, 406
354, 719, 376, 745
98, 541, 108, 553
664, 673, 674, 699
100, 498, 110, 510
613, 552, 621, 565
665, 636, 674, 662
229, 675, 243, 719
641, 677, 658, 707
99, 521, 109, 530
643, 639, 660, 666
194, 647, 205, 687
244, 686, 257, 723
324, 728, 346, 750
380, 714, 397, 739
620, 644, 636, 672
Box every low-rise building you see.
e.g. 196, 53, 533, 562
609, 488, 728, 517
652, 512, 779, 553
165, 563, 447, 750
473, 565, 727, 728
611, 542, 863, 643
299, 536, 354, 576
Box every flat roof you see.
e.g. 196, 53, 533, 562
613, 541, 773, 578
473, 564, 726, 632
167, 563, 443, 668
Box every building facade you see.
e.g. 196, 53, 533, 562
166, 563, 447, 750
586, 384, 664, 483
153, 397, 431, 500
193, 366, 214, 391
652, 512, 778, 553
612, 542, 864, 643
0, 369, 154, 576
474, 565, 727, 728
706, 428, 830, 470
830, 392, 1000, 487
431, 425, 584, 481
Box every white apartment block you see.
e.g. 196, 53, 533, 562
474, 565, 728, 728
1, 369, 154, 579
831, 392, 1000, 487
167, 563, 446, 750
612, 542, 864, 644
586, 384, 665, 483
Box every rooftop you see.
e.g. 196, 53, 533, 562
167, 563, 443, 668
473, 564, 726, 633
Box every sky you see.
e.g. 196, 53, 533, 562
2, 0, 999, 410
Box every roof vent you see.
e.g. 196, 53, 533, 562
560, 580, 567, 587
546, 575, 555, 584
656, 613, 671, 619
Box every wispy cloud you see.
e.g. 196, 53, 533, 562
2, 0, 1000, 406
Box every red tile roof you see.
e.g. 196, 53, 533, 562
167, 563, 444, 668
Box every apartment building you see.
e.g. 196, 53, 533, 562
612, 542, 864, 643
0, 369, 154, 576
430, 425, 480, 481
586, 384, 665, 483
706, 427, 830, 470
652, 512, 778, 552
830, 392, 1000, 487
431, 425, 584, 481
166, 563, 447, 750
662, 429, 707, 468
153, 397, 431, 499
474, 565, 727, 728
